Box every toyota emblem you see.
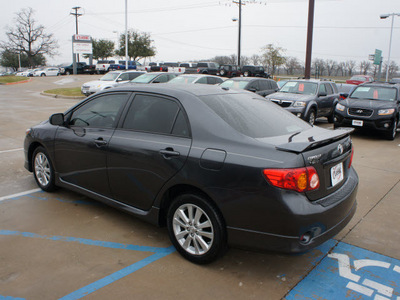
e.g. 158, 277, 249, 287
337, 144, 344, 155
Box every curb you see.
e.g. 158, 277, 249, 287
2, 78, 33, 85
40, 92, 86, 100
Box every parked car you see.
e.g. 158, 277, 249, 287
196, 62, 220, 75
266, 80, 340, 125
241, 65, 269, 78
24, 84, 358, 264
108, 60, 146, 71
81, 70, 145, 96
337, 83, 357, 100
33, 67, 61, 77
220, 77, 279, 97
129, 72, 178, 84
218, 65, 241, 78
390, 78, 400, 84
60, 62, 96, 75
334, 82, 400, 140
95, 60, 116, 74
16, 69, 40, 77
167, 74, 223, 85
346, 75, 374, 85
150, 62, 179, 72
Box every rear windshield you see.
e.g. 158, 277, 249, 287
200, 93, 310, 138
350, 86, 397, 101
280, 81, 317, 95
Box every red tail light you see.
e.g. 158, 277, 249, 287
348, 147, 354, 168
263, 167, 320, 192
197, 68, 200, 73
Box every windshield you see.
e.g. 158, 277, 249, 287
350, 86, 397, 101
280, 81, 317, 95
220, 80, 248, 89
168, 76, 197, 84
100, 73, 119, 81
130, 73, 159, 83
200, 93, 310, 138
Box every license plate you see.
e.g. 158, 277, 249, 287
352, 120, 363, 126
331, 162, 344, 187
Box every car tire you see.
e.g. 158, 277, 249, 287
40, 73, 46, 77
306, 109, 316, 125
220, 70, 225, 76
244, 71, 249, 77
32, 147, 57, 192
384, 119, 397, 140
327, 111, 335, 123
66, 71, 71, 75
167, 193, 227, 264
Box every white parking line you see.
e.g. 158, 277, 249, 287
0, 148, 24, 154
0, 188, 42, 202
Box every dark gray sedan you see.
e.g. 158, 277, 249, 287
24, 84, 358, 264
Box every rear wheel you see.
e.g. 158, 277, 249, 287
244, 71, 249, 77
167, 193, 227, 264
32, 147, 56, 192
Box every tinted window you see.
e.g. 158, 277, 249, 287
155, 74, 169, 83
70, 93, 129, 128
325, 83, 333, 95
200, 94, 310, 138
196, 77, 208, 84
319, 84, 327, 95
171, 110, 190, 137
247, 81, 260, 91
118, 73, 130, 81
258, 80, 270, 90
122, 94, 183, 135
128, 72, 144, 80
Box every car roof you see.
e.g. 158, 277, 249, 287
224, 77, 271, 82
106, 82, 244, 97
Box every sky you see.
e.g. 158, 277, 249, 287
1, 0, 400, 67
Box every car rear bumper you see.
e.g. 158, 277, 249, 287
226, 168, 358, 253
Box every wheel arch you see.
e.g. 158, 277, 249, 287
157, 184, 226, 228
26, 141, 44, 172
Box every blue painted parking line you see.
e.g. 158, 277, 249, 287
0, 229, 175, 299
286, 242, 400, 300
0, 296, 25, 300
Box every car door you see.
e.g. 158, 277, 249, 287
107, 93, 191, 210
316, 83, 331, 116
53, 92, 131, 197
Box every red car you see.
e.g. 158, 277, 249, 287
346, 75, 374, 85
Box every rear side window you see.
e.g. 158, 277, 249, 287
122, 94, 190, 136
200, 93, 310, 138
325, 83, 333, 95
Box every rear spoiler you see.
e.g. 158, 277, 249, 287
276, 127, 354, 153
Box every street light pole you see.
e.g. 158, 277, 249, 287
125, 0, 128, 70
380, 13, 400, 82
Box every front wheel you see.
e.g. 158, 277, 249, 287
384, 119, 398, 140
32, 147, 56, 192
306, 109, 316, 125
243, 71, 249, 77
167, 194, 227, 264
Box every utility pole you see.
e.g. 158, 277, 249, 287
233, 0, 244, 67
70, 7, 83, 62
304, 0, 315, 79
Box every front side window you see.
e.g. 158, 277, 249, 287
69, 93, 129, 128
122, 94, 189, 136
319, 84, 327, 95
100, 72, 120, 81
195, 77, 208, 84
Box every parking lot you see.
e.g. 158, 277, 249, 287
0, 76, 399, 300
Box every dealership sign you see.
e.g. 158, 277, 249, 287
72, 35, 93, 54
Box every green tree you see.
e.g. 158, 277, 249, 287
85, 39, 115, 60
261, 44, 286, 76
115, 30, 156, 61
0, 49, 45, 70
0, 8, 58, 67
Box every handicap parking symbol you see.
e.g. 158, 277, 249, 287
286, 242, 400, 300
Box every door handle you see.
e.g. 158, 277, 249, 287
159, 148, 180, 159
94, 138, 108, 147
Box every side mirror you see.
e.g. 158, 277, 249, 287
116, 78, 123, 82
248, 88, 257, 93
49, 113, 64, 126
153, 80, 161, 83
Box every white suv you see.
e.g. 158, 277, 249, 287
81, 70, 146, 96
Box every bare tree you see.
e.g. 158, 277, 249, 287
261, 44, 286, 75
0, 7, 58, 67
284, 56, 302, 75
337, 62, 347, 76
312, 58, 326, 77
325, 59, 337, 76
359, 60, 372, 75
345, 60, 357, 76
250, 54, 262, 65
384, 61, 399, 79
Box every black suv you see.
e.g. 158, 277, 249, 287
242, 65, 269, 78
219, 77, 278, 97
265, 80, 339, 125
334, 82, 400, 140
218, 65, 241, 78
